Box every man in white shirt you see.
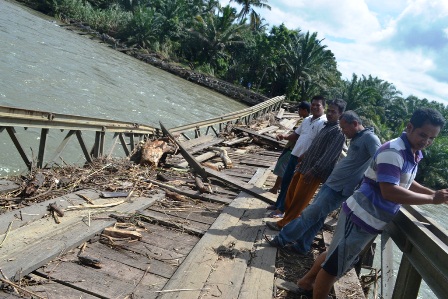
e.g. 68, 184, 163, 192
267, 95, 327, 217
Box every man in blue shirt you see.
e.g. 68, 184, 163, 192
265, 111, 381, 254
295, 108, 448, 299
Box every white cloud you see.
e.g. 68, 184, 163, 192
265, 0, 448, 104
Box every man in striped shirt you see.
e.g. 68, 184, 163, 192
295, 108, 448, 299
266, 99, 347, 230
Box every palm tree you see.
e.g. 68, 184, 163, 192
187, 5, 247, 73
231, 0, 271, 21
281, 31, 338, 101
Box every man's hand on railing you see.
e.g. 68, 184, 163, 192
433, 189, 448, 204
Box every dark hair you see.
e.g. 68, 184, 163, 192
297, 101, 311, 113
311, 95, 326, 107
340, 110, 362, 124
410, 108, 445, 129
327, 99, 347, 114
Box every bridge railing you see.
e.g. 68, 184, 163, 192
382, 205, 448, 299
0, 95, 284, 171
169, 95, 285, 139
0, 105, 158, 170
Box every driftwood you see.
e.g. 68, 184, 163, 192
77, 254, 102, 268
165, 190, 188, 202
47, 202, 64, 217
66, 200, 125, 210
209, 147, 233, 169
24, 172, 45, 196
140, 139, 173, 167
194, 176, 212, 194
102, 227, 142, 240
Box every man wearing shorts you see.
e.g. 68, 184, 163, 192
295, 108, 448, 299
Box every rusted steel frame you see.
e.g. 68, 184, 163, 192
384, 206, 448, 299
0, 105, 156, 135
93, 131, 105, 158
4, 126, 32, 169
169, 95, 285, 134
45, 130, 76, 168
129, 133, 135, 152
181, 132, 191, 140
37, 128, 49, 168
76, 131, 93, 163
118, 133, 130, 156
194, 126, 201, 138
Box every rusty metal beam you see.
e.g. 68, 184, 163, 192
5, 127, 32, 170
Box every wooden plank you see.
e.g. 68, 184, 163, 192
149, 203, 222, 226
223, 136, 250, 146
34, 251, 166, 299
188, 138, 225, 154
0, 192, 164, 280
0, 189, 99, 234
24, 276, 99, 299
87, 241, 178, 279
322, 231, 365, 299
158, 168, 274, 299
233, 127, 287, 147
160, 122, 208, 181
256, 126, 279, 134
138, 209, 208, 236
175, 151, 218, 168
146, 179, 232, 204
180, 134, 215, 149
0, 180, 19, 194
204, 168, 276, 205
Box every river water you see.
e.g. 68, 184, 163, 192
0, 1, 446, 298
0, 0, 246, 175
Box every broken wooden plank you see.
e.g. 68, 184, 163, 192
222, 136, 250, 146
256, 126, 279, 134
0, 192, 164, 280
188, 138, 225, 154
233, 127, 287, 147
204, 168, 276, 205
180, 134, 215, 149
175, 151, 218, 168
137, 209, 208, 236
146, 179, 232, 204
160, 122, 208, 181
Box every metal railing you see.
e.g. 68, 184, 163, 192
169, 95, 285, 139
0, 96, 284, 171
382, 205, 448, 299
0, 105, 158, 170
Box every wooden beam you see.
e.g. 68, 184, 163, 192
160, 122, 208, 181
204, 168, 276, 205
233, 127, 287, 147
146, 179, 232, 204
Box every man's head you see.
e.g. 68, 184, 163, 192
406, 108, 445, 152
339, 111, 364, 139
297, 101, 311, 118
310, 95, 325, 118
326, 99, 347, 123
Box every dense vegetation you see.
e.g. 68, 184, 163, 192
22, 0, 448, 189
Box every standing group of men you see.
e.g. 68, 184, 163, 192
263, 96, 448, 299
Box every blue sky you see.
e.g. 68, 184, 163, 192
222, 0, 448, 105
